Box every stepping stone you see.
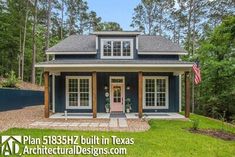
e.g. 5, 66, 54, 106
79, 123, 89, 127
38, 122, 52, 126
69, 123, 80, 127
58, 123, 70, 126
50, 122, 61, 127
109, 118, 118, 127
118, 118, 128, 127
89, 123, 99, 127
30, 122, 39, 126
99, 123, 109, 127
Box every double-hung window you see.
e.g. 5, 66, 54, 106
143, 76, 169, 109
66, 76, 92, 109
101, 39, 133, 59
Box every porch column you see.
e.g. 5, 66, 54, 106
185, 71, 190, 118
44, 71, 49, 118
92, 72, 97, 118
138, 71, 143, 118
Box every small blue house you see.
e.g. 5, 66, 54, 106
36, 31, 192, 118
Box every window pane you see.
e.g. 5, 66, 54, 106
68, 79, 78, 107
80, 93, 89, 106
113, 41, 121, 56
146, 79, 155, 92
156, 79, 166, 106
69, 93, 78, 106
79, 79, 90, 107
80, 79, 89, 92
103, 41, 111, 56
69, 79, 78, 92
123, 41, 131, 56
113, 86, 121, 103
145, 79, 155, 107
111, 78, 123, 83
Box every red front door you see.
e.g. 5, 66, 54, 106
111, 84, 124, 112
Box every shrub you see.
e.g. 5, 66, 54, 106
191, 119, 200, 131
105, 97, 110, 109
2, 71, 18, 88
125, 98, 132, 110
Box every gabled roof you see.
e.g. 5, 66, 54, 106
138, 35, 187, 55
46, 35, 96, 54
46, 33, 187, 55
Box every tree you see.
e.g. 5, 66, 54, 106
195, 16, 235, 121
45, 0, 51, 61
131, 0, 157, 35
97, 22, 122, 31
87, 11, 102, 33
31, 0, 38, 84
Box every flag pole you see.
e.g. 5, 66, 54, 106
192, 72, 195, 113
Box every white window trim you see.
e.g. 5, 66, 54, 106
101, 38, 134, 59
143, 76, 169, 109
66, 76, 92, 109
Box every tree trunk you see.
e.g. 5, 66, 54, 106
45, 0, 51, 61
192, 0, 196, 55
60, 0, 64, 39
31, 0, 38, 84
18, 29, 22, 79
187, 0, 193, 55
21, 3, 29, 81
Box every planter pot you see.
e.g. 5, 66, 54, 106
106, 108, 109, 113
126, 108, 130, 113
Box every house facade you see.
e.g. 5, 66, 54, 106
36, 31, 192, 118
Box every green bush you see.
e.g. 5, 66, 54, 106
2, 71, 18, 88
105, 97, 110, 109
125, 98, 132, 110
191, 119, 200, 131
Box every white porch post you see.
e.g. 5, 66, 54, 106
52, 74, 55, 113
179, 74, 182, 112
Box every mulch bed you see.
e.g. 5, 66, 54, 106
189, 129, 235, 141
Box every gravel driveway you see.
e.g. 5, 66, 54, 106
0, 105, 150, 132
0, 105, 44, 132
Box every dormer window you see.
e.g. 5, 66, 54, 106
101, 39, 133, 59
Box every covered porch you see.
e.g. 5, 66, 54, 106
38, 60, 192, 119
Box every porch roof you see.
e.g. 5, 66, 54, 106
36, 59, 193, 67
35, 60, 193, 72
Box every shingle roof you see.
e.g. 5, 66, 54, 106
46, 34, 187, 54
47, 35, 96, 52
138, 35, 186, 53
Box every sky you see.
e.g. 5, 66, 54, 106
86, 0, 140, 30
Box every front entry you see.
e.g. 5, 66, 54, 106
110, 77, 125, 112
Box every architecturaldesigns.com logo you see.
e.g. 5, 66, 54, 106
0, 136, 22, 156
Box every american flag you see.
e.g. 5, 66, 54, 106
192, 61, 201, 85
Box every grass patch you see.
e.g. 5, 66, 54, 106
1, 114, 235, 157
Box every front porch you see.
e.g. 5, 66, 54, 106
42, 66, 191, 119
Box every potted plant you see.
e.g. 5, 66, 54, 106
105, 97, 110, 113
125, 98, 132, 113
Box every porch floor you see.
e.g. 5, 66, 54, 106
49, 112, 185, 119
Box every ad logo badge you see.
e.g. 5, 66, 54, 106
1, 136, 22, 156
